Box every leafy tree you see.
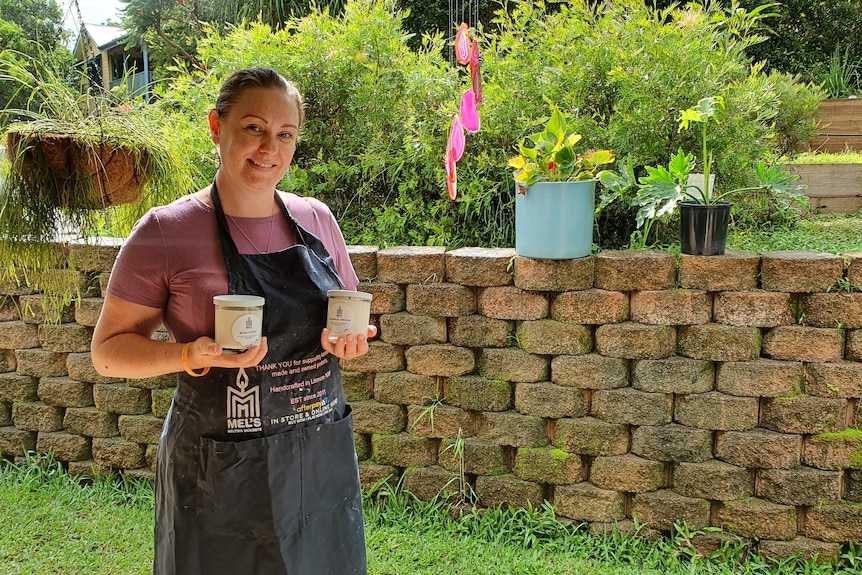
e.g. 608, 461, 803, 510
0, 0, 71, 123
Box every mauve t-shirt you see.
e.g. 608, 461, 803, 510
106, 191, 359, 344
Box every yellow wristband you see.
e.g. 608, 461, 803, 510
181, 342, 210, 377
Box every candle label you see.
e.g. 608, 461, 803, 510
232, 313, 263, 347
327, 302, 355, 337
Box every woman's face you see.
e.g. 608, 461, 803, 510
208, 86, 301, 195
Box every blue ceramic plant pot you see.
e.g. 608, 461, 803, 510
515, 180, 595, 260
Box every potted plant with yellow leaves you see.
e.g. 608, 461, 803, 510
508, 105, 615, 259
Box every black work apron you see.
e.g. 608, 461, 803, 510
154, 184, 367, 575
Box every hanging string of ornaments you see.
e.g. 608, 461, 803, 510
445, 22, 483, 200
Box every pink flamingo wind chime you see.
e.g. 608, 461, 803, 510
445, 22, 483, 200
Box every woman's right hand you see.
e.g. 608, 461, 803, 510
185, 336, 269, 371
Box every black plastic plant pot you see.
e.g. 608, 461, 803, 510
679, 201, 732, 256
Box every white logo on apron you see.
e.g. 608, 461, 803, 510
226, 367, 262, 433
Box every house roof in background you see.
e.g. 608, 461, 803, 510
72, 23, 128, 60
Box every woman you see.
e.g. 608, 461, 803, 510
91, 67, 374, 575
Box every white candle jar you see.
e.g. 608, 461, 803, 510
326, 290, 372, 343
213, 295, 265, 352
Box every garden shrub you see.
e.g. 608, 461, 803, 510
156, 0, 824, 249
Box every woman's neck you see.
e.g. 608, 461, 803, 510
213, 172, 278, 217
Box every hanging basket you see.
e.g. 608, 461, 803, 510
5, 129, 151, 209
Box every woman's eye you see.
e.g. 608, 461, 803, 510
247, 125, 262, 133
280, 132, 294, 140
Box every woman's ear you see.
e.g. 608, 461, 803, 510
208, 109, 221, 144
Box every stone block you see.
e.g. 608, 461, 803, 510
406, 283, 476, 317
93, 384, 151, 415
402, 465, 461, 502
632, 357, 713, 394
478, 286, 548, 320
14, 349, 68, 377
761, 252, 843, 293
848, 469, 862, 502
357, 282, 405, 315
379, 313, 447, 345
38, 377, 93, 408
551, 289, 629, 325
477, 411, 548, 448
591, 453, 666, 493
67, 241, 120, 273
594, 250, 676, 291
757, 537, 841, 564
0, 426, 37, 456
374, 371, 440, 406
555, 482, 626, 523
448, 315, 512, 348
0, 350, 15, 373
405, 344, 474, 377
761, 395, 846, 435
631, 290, 710, 325
341, 341, 405, 373
38, 323, 92, 353
513, 446, 585, 485
805, 361, 862, 398
438, 438, 509, 476
514, 381, 586, 419
371, 433, 437, 467
802, 503, 862, 543
376, 246, 446, 284
714, 498, 797, 540
0, 297, 21, 321
631, 489, 710, 531
762, 326, 844, 362
552, 354, 628, 390
19, 293, 77, 324
407, 404, 475, 439
715, 428, 801, 469
678, 251, 759, 291
358, 462, 399, 493
802, 292, 862, 329
63, 406, 119, 438
351, 400, 406, 434
716, 359, 803, 397
553, 417, 629, 456
804, 429, 862, 470
757, 466, 841, 506
36, 431, 91, 461
714, 291, 794, 327
595, 322, 676, 359
592, 388, 672, 425
848, 330, 862, 361
0, 403, 9, 426
673, 460, 753, 501
74, 297, 104, 327
150, 388, 175, 419
0, 372, 38, 402
127, 373, 175, 391
849, 252, 862, 288
12, 401, 63, 431
68, 459, 112, 478
513, 256, 593, 292
355, 433, 371, 461
444, 247, 515, 287
347, 245, 378, 280
677, 324, 760, 361
631, 424, 712, 462
478, 348, 548, 383
446, 375, 512, 412
516, 320, 592, 355
124, 468, 155, 483
0, 320, 40, 349
65, 353, 122, 384
674, 391, 758, 431
475, 474, 543, 509
118, 414, 165, 445
92, 436, 146, 469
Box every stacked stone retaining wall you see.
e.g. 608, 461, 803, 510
2, 244, 862, 561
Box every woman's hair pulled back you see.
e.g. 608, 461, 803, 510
214, 67, 305, 127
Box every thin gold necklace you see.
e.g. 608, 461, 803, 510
228, 212, 276, 254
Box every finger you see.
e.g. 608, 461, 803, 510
366, 325, 378, 339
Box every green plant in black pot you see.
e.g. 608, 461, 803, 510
634, 96, 808, 255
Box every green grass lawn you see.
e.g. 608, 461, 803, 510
2, 456, 861, 575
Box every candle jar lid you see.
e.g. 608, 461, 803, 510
327, 290, 372, 302
213, 295, 266, 307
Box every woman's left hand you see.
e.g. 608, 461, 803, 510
321, 325, 377, 360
